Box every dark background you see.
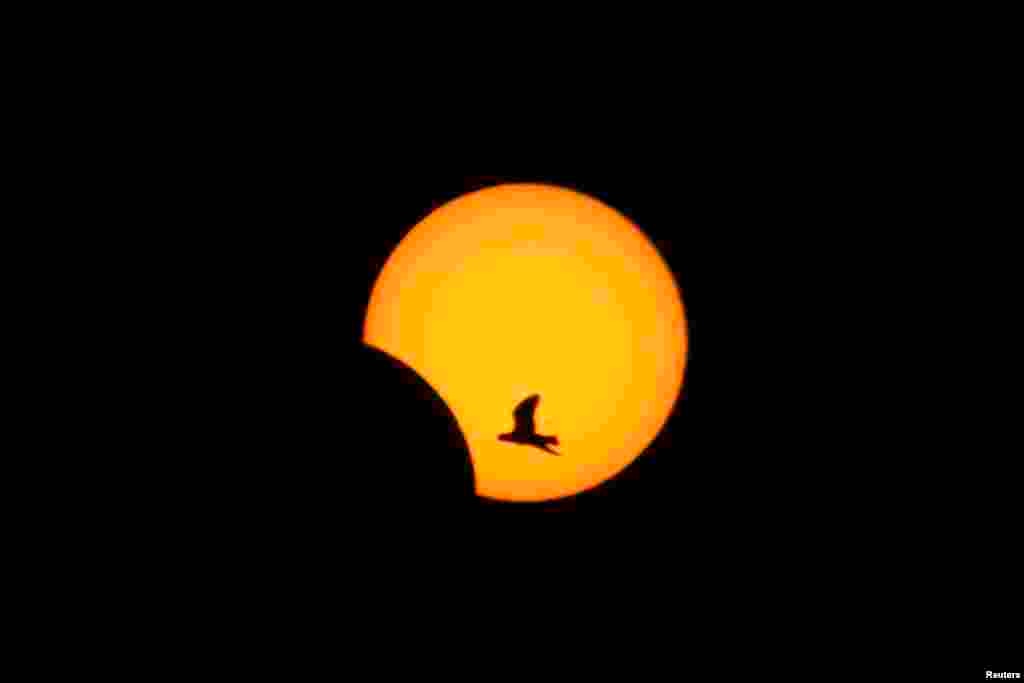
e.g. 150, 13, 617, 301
11, 6, 1011, 673
73, 35, 1014, 670
239, 146, 1007, 657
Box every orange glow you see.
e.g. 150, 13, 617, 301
364, 184, 687, 502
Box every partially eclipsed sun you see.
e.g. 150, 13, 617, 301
363, 183, 687, 502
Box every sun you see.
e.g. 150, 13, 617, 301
363, 183, 687, 502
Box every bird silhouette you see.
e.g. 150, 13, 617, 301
498, 394, 560, 455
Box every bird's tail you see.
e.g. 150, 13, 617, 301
545, 436, 559, 446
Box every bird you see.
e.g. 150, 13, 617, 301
498, 394, 560, 455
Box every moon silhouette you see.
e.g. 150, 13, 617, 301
364, 183, 688, 502
352, 344, 476, 507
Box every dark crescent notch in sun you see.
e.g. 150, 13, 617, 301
354, 344, 477, 505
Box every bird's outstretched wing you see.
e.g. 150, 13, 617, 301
513, 394, 540, 433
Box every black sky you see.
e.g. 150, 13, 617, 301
114, 70, 1015, 670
